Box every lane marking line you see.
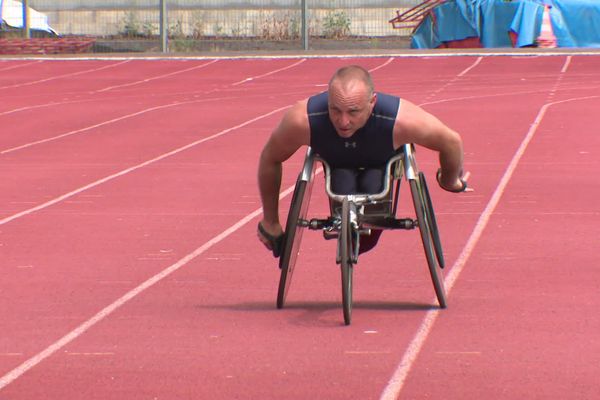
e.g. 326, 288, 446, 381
561, 55, 572, 74
0, 101, 187, 155
0, 60, 43, 72
0, 105, 290, 227
232, 59, 306, 86
457, 56, 483, 77
369, 57, 395, 73
379, 56, 593, 400
0, 55, 458, 389
0, 176, 297, 391
0, 60, 131, 90
0, 60, 308, 152
95, 59, 219, 93
1, 51, 598, 62
1, 58, 305, 116
380, 104, 545, 399
421, 57, 482, 103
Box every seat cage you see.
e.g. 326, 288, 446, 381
299, 143, 420, 216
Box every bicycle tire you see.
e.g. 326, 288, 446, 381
410, 179, 447, 308
277, 176, 313, 309
340, 198, 354, 325
419, 172, 445, 268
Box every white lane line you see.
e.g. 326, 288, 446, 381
0, 101, 187, 155
421, 57, 483, 103
0, 55, 366, 387
232, 59, 307, 86
379, 57, 593, 400
0, 172, 298, 391
0, 105, 290, 227
0, 60, 131, 90
0, 101, 73, 116
457, 56, 483, 77
0, 93, 285, 154
0, 54, 446, 389
368, 57, 395, 73
380, 103, 547, 400
0, 59, 307, 153
2, 50, 595, 63
95, 59, 219, 93
0, 60, 43, 72
420, 82, 600, 107
309, 57, 396, 88
561, 55, 572, 74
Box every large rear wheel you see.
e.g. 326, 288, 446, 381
419, 171, 445, 268
277, 175, 314, 309
410, 178, 447, 308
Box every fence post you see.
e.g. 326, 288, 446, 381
160, 0, 168, 52
22, 0, 31, 38
301, 0, 308, 50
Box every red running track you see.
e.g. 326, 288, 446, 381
0, 53, 599, 399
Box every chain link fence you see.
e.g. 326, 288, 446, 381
1, 0, 422, 53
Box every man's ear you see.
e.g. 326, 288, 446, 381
370, 92, 377, 109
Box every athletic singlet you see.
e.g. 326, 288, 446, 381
307, 91, 400, 169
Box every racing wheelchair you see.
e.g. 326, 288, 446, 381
277, 144, 447, 325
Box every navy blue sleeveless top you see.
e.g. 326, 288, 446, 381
307, 91, 399, 169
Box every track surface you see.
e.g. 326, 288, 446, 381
1, 54, 599, 399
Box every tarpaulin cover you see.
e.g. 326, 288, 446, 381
550, 0, 600, 47
411, 0, 600, 48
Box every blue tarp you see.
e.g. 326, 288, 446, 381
412, 0, 600, 48
550, 0, 600, 47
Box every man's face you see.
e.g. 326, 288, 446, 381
328, 81, 376, 138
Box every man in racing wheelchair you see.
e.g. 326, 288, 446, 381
257, 65, 466, 257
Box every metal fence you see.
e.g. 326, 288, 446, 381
1, 0, 422, 53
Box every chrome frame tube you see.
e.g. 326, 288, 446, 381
316, 143, 419, 205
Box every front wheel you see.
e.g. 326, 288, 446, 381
340, 198, 355, 325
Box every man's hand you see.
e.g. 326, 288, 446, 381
436, 169, 468, 193
257, 219, 284, 257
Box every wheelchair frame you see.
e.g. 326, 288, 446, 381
277, 144, 446, 325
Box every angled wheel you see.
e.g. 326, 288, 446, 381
410, 178, 447, 309
419, 172, 445, 268
340, 198, 354, 325
277, 174, 314, 309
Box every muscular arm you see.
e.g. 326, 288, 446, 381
257, 100, 310, 240
393, 99, 465, 191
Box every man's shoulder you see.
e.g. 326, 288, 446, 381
284, 100, 310, 129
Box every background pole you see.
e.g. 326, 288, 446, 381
160, 0, 168, 52
301, 0, 308, 50
22, 0, 31, 38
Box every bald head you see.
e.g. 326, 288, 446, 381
328, 65, 374, 96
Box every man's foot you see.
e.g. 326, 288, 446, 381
323, 230, 339, 240
358, 229, 383, 254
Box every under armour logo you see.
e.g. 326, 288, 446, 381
344, 141, 357, 148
